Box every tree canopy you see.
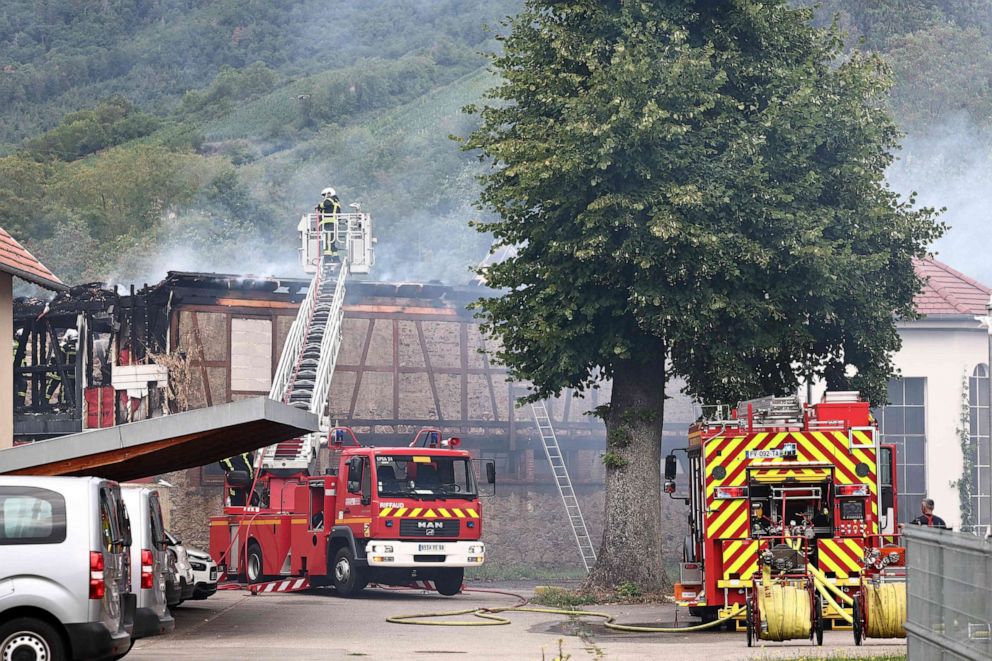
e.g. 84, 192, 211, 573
465, 0, 942, 589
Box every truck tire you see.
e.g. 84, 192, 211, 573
332, 547, 367, 596
433, 568, 464, 596
246, 541, 264, 584
0, 617, 66, 661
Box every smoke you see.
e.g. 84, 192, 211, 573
887, 118, 992, 284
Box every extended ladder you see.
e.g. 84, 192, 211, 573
259, 212, 374, 473
531, 401, 597, 572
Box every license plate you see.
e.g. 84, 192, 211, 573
417, 544, 445, 552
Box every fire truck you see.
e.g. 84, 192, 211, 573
667, 392, 900, 626
210, 427, 494, 596
209, 207, 494, 596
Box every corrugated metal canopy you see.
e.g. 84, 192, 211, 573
0, 398, 317, 482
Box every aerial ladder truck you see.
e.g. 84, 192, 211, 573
210, 207, 494, 596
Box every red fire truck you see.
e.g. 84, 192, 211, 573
667, 392, 900, 626
210, 428, 495, 596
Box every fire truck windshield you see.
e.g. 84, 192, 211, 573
375, 455, 477, 498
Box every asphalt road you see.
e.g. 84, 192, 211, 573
130, 583, 907, 660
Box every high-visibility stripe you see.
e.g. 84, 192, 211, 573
818, 539, 863, 578
379, 507, 393, 518
452, 509, 465, 518
335, 517, 373, 525
409, 508, 423, 517
722, 540, 758, 580
395, 507, 408, 518
466, 509, 479, 518
438, 508, 451, 518
423, 509, 437, 518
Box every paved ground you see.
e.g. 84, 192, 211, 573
130, 583, 907, 660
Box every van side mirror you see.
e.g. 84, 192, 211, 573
486, 461, 496, 485
664, 454, 678, 481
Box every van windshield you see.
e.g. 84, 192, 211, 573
375, 455, 476, 498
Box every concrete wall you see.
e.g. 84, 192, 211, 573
891, 318, 989, 530
0, 274, 11, 449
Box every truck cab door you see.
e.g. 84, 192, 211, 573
340, 456, 373, 540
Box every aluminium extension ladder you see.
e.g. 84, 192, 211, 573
531, 401, 597, 572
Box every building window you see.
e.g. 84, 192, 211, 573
873, 378, 927, 521
970, 364, 991, 527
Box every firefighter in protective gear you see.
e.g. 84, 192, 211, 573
219, 452, 255, 506
317, 187, 341, 259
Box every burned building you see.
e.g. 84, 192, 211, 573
13, 271, 694, 570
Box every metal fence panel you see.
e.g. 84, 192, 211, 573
904, 526, 992, 660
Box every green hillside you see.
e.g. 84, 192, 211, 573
2, 0, 991, 288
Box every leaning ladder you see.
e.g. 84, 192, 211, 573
530, 401, 597, 573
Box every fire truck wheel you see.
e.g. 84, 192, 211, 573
246, 542, 265, 584
332, 547, 367, 596
434, 568, 464, 596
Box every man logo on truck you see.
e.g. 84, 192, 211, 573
418, 521, 444, 535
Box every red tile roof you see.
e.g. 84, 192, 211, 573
0, 227, 65, 290
914, 256, 991, 316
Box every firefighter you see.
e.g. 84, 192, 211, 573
219, 452, 255, 506
906, 498, 947, 529
317, 187, 341, 259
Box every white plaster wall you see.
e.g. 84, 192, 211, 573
891, 321, 990, 530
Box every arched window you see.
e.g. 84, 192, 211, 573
969, 364, 990, 527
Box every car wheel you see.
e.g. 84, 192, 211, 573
0, 617, 66, 661
434, 568, 464, 596
246, 542, 265, 584
332, 547, 367, 596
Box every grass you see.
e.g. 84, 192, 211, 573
778, 657, 906, 661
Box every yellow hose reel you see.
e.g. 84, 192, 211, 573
854, 581, 907, 644
747, 564, 824, 647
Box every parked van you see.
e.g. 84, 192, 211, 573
121, 487, 175, 639
0, 476, 133, 660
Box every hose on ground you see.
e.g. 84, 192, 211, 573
755, 583, 812, 641
386, 588, 744, 631
864, 582, 907, 639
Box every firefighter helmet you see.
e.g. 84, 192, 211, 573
321, 187, 336, 197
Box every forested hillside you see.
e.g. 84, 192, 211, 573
1, 0, 990, 287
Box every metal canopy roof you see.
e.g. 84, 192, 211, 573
0, 397, 317, 482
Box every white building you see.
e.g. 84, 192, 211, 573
879, 257, 991, 531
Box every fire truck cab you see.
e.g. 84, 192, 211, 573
210, 429, 494, 596
668, 392, 899, 625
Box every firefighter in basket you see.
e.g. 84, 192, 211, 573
317, 187, 342, 260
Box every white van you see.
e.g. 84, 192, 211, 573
0, 476, 133, 660
121, 487, 175, 639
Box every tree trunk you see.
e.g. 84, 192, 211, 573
586, 354, 671, 592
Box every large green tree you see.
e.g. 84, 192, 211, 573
464, 0, 942, 590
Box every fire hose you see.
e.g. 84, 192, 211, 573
386, 587, 744, 631
755, 582, 813, 641
863, 583, 907, 638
